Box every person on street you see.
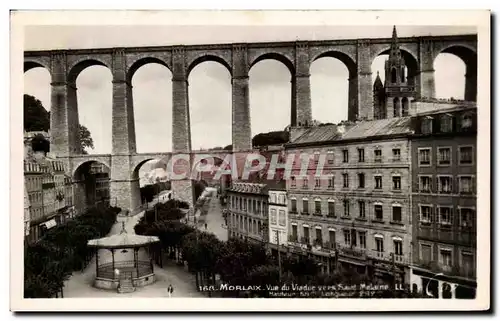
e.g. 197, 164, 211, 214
167, 284, 174, 298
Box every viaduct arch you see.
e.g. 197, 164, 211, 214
24, 33, 477, 211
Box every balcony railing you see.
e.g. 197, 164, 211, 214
417, 261, 476, 279
288, 235, 298, 243
339, 246, 367, 260
418, 225, 476, 246
313, 211, 322, 217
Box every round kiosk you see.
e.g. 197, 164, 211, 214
87, 222, 160, 293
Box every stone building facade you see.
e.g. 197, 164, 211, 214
268, 183, 288, 247
24, 177, 31, 238
24, 132, 75, 243
285, 118, 413, 282
227, 182, 269, 243
409, 106, 477, 299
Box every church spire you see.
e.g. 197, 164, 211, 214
390, 25, 401, 57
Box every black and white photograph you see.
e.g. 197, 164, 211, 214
10, 10, 490, 312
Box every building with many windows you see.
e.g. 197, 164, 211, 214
24, 131, 74, 243
24, 178, 31, 238
285, 118, 413, 282
227, 182, 269, 243
90, 162, 111, 204
409, 105, 477, 298
268, 182, 288, 247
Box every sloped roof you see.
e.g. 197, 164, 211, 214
341, 117, 413, 139
87, 233, 159, 249
290, 117, 413, 146
291, 124, 341, 144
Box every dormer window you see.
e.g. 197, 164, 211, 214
440, 114, 453, 133
421, 116, 433, 134
461, 114, 473, 130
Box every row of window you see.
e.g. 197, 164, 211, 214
269, 192, 287, 205
417, 175, 476, 194
270, 208, 286, 227
290, 225, 404, 256
28, 191, 43, 204
419, 205, 475, 227
307, 147, 403, 165
290, 198, 404, 223
291, 173, 403, 191
229, 213, 265, 235
229, 195, 268, 215
418, 146, 474, 166
25, 176, 43, 191
419, 242, 474, 271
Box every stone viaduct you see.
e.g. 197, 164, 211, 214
23, 32, 477, 210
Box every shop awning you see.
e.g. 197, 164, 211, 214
43, 219, 57, 229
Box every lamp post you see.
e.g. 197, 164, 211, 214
275, 229, 282, 283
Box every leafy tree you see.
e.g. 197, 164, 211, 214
24, 205, 119, 298
78, 125, 94, 154
252, 130, 289, 147
31, 134, 50, 154
24, 94, 50, 132
23, 94, 94, 154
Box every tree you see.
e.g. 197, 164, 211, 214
31, 134, 50, 154
252, 130, 289, 147
78, 124, 94, 154
23, 94, 94, 154
24, 94, 50, 132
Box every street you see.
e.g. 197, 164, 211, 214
194, 188, 228, 241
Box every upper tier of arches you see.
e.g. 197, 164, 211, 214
24, 40, 477, 87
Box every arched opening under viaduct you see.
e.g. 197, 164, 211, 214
132, 158, 170, 206
310, 51, 356, 124
72, 160, 111, 210
128, 58, 173, 153
68, 60, 113, 155
23, 66, 52, 134
249, 53, 294, 143
187, 57, 232, 151
434, 45, 477, 101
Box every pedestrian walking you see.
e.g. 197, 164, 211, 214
167, 284, 174, 298
204, 223, 208, 230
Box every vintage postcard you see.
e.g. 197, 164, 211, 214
10, 10, 490, 312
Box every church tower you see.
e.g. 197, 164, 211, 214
373, 71, 385, 119
384, 26, 415, 118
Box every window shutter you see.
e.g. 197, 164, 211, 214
417, 177, 420, 192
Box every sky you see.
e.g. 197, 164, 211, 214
24, 25, 475, 160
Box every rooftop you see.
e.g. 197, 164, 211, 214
228, 182, 268, 195
289, 117, 413, 146
87, 232, 159, 249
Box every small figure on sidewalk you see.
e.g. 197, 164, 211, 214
167, 284, 174, 298
204, 223, 208, 230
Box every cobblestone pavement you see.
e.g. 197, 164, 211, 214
63, 205, 204, 298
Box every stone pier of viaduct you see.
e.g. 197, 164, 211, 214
23, 33, 477, 210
